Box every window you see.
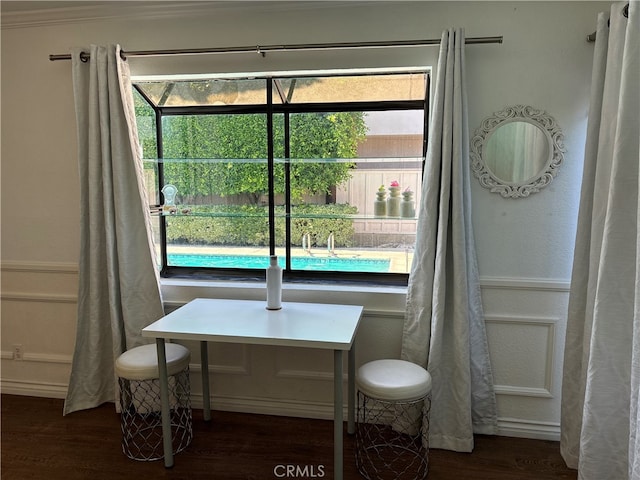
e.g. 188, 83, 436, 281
133, 68, 429, 285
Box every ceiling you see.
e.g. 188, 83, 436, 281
1, 1, 120, 13
0, 0, 369, 14
1, 1, 376, 28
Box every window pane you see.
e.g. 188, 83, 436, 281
134, 89, 163, 267
137, 79, 266, 107
161, 114, 273, 269
275, 73, 426, 104
287, 110, 422, 275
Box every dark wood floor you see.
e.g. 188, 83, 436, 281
1, 394, 576, 480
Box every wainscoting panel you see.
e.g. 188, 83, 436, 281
1, 262, 78, 399
481, 277, 570, 440
486, 315, 557, 398
1, 262, 570, 440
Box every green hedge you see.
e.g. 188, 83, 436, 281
166, 204, 357, 248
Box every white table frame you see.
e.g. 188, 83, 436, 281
142, 298, 363, 480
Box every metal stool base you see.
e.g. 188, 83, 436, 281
356, 391, 431, 480
118, 368, 193, 461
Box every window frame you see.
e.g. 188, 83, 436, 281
133, 68, 430, 286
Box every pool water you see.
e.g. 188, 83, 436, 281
168, 253, 391, 273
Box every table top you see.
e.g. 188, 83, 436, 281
142, 298, 364, 350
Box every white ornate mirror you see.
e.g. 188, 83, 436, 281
470, 105, 565, 198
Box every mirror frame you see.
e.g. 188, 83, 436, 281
470, 105, 565, 198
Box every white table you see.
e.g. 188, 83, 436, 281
142, 298, 363, 479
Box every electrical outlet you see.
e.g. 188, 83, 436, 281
13, 344, 23, 361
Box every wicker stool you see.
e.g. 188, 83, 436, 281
356, 359, 432, 480
115, 343, 193, 461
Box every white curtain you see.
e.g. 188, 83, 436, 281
561, 2, 640, 479
64, 45, 165, 415
402, 28, 498, 452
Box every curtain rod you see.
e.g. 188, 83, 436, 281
49, 36, 503, 62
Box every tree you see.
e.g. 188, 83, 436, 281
154, 112, 367, 204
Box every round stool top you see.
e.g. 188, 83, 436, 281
115, 343, 191, 380
357, 359, 432, 402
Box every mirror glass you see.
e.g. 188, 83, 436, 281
470, 105, 565, 198
484, 121, 550, 183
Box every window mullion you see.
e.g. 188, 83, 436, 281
266, 78, 276, 257
284, 112, 291, 271
156, 111, 169, 273
422, 73, 430, 168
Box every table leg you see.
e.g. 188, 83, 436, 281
334, 350, 343, 480
156, 338, 174, 468
200, 341, 211, 421
347, 344, 356, 435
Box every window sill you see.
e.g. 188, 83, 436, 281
160, 277, 408, 313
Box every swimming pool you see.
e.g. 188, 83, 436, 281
168, 253, 391, 273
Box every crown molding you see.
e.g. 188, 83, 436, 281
1, 2, 217, 28
0, 1, 374, 29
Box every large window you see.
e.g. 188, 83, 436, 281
133, 68, 429, 285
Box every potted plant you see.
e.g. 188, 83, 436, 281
387, 180, 401, 217
401, 187, 415, 218
374, 184, 387, 217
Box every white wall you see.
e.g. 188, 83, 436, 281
1, 1, 612, 440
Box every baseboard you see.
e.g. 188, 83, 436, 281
0, 379, 561, 441
496, 417, 560, 441
0, 379, 68, 399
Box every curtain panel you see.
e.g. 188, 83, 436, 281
561, 2, 640, 479
64, 45, 165, 415
401, 28, 497, 452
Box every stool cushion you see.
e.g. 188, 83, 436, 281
357, 359, 432, 402
115, 343, 191, 380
